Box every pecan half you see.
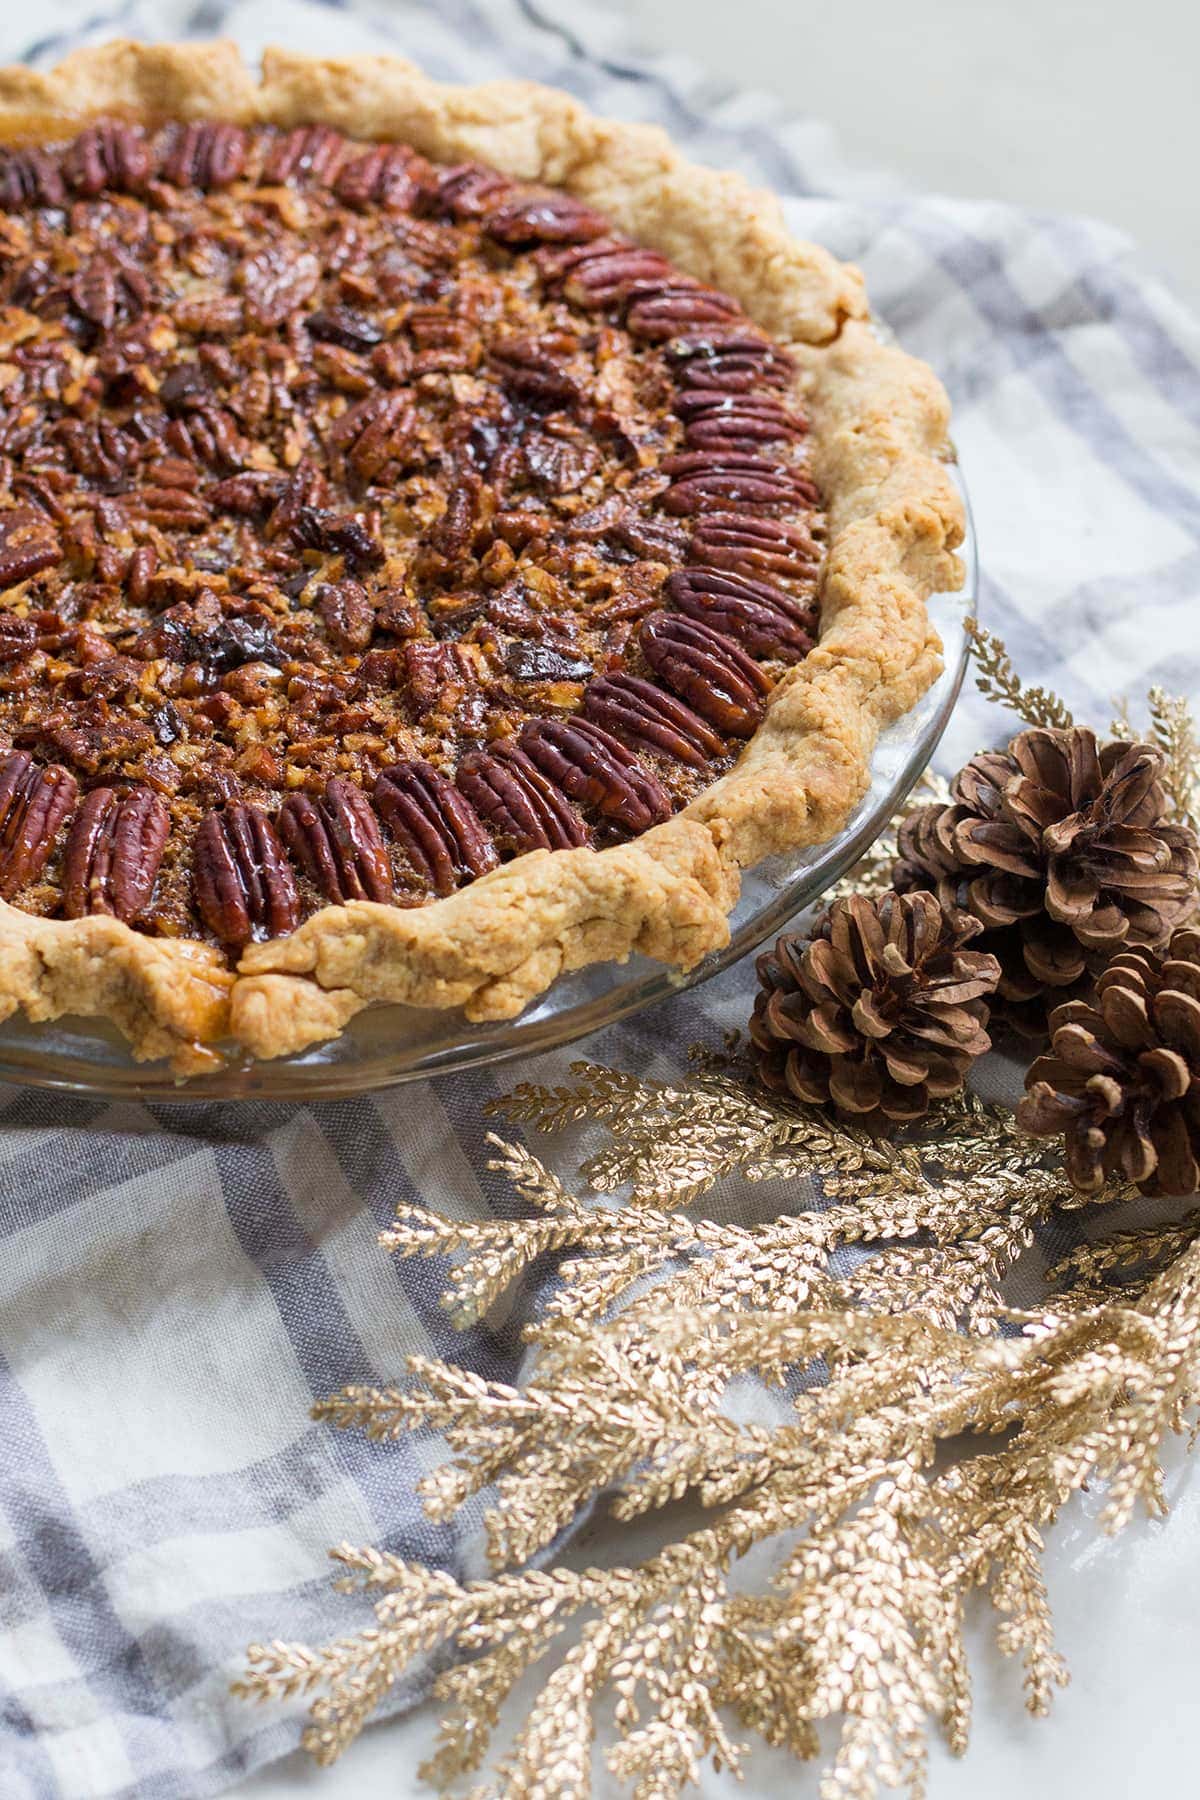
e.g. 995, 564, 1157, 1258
435, 163, 513, 220
162, 123, 248, 191
335, 145, 429, 212
241, 245, 321, 330
690, 511, 824, 581
63, 124, 151, 195
641, 613, 771, 737
542, 240, 674, 308
69, 252, 150, 333
665, 330, 794, 393
61, 786, 169, 922
0, 506, 61, 587
520, 718, 671, 833
0, 147, 65, 211
457, 744, 589, 854
625, 284, 742, 343
582, 672, 724, 767
661, 451, 820, 514
666, 567, 816, 661
482, 191, 608, 247
279, 778, 394, 905
0, 751, 78, 899
193, 804, 300, 946
375, 760, 498, 896
262, 125, 345, 186
676, 393, 806, 451
315, 579, 375, 651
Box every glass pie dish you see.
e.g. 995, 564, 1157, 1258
0, 473, 974, 1100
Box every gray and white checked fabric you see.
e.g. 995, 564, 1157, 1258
2, 2, 1199, 1795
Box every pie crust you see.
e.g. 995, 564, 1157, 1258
0, 41, 963, 1072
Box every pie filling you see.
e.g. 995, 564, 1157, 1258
0, 120, 824, 957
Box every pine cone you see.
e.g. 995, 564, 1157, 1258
894, 728, 1199, 1040
750, 890, 1000, 1123
1018, 926, 1200, 1195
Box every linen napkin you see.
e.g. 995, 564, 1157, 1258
1, 2, 1199, 1796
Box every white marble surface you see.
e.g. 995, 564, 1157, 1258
238, 3, 1200, 1794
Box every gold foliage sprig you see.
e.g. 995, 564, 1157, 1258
235, 657, 1200, 1797
238, 1232, 1200, 1796
965, 617, 1075, 730
235, 1064, 1181, 1798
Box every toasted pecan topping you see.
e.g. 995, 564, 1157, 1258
0, 117, 822, 954
666, 567, 817, 661
193, 805, 299, 947
375, 760, 498, 896
278, 778, 394, 905
0, 752, 78, 900
61, 786, 169, 922
641, 613, 771, 738
457, 745, 590, 855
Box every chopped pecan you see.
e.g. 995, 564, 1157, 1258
666, 567, 816, 661
490, 337, 580, 410
641, 613, 771, 737
293, 508, 385, 571
307, 307, 385, 352
192, 804, 300, 946
690, 510, 824, 581
0, 506, 61, 587
262, 125, 346, 186
582, 672, 724, 767
329, 391, 418, 483
661, 451, 820, 514
63, 124, 151, 195
0, 147, 65, 211
208, 471, 288, 518
399, 640, 473, 716
0, 751, 78, 898
61, 786, 169, 922
315, 579, 375, 651
240, 245, 321, 330
279, 777, 394, 904
483, 191, 607, 247
162, 123, 248, 191
625, 284, 742, 343
457, 744, 589, 854
504, 641, 594, 684
520, 718, 671, 833
375, 760, 498, 896
521, 430, 599, 493
19, 715, 155, 774
0, 615, 37, 663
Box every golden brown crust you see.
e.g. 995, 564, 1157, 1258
0, 42, 963, 1070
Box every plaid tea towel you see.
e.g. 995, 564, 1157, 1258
1, 1, 1199, 1796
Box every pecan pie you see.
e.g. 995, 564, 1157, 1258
0, 43, 963, 1070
